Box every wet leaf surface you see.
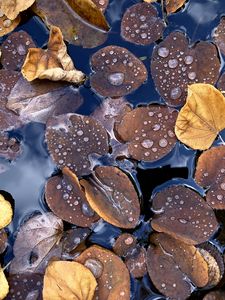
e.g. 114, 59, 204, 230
0, 14, 20, 37
151, 185, 219, 245
32, 0, 108, 48
203, 290, 225, 300
61, 228, 90, 255
75, 245, 130, 300
43, 261, 97, 300
0, 265, 9, 300
121, 3, 164, 46
217, 72, 225, 91
22, 26, 85, 84
151, 32, 220, 106
80, 166, 140, 229
1, 31, 35, 71
0, 229, 7, 254
0, 70, 20, 104
92, 0, 108, 12
0, 133, 21, 160
125, 246, 147, 278
7, 76, 83, 124
115, 106, 177, 162
90, 46, 148, 97
195, 145, 225, 209
45, 167, 99, 227
175, 84, 225, 150
45, 113, 109, 177
214, 17, 225, 56
5, 273, 43, 300
10, 212, 63, 274
0, 0, 35, 20
0, 194, 13, 229
113, 233, 137, 257
165, 0, 187, 14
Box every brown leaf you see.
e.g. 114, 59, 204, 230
43, 261, 97, 300
204, 291, 225, 300
22, 26, 85, 84
151, 32, 220, 106
0, 70, 20, 104
0, 229, 7, 254
0, 133, 22, 160
113, 233, 137, 257
92, 0, 108, 12
151, 185, 219, 245
175, 84, 225, 150
0, 14, 20, 37
0, 265, 9, 299
213, 17, 225, 56
0, 194, 13, 229
165, 0, 186, 14
0, 0, 35, 20
80, 166, 140, 229
195, 145, 225, 209
75, 245, 130, 300
32, 0, 108, 48
45, 167, 99, 227
125, 246, 147, 278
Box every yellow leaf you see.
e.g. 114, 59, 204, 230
175, 83, 225, 150
22, 26, 85, 84
0, 0, 35, 20
0, 14, 20, 37
43, 261, 97, 300
0, 265, 9, 299
0, 194, 13, 229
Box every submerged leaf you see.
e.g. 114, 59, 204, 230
43, 261, 97, 300
22, 26, 85, 84
0, 0, 35, 20
175, 84, 225, 150
0, 194, 13, 229
0, 14, 20, 37
0, 265, 9, 300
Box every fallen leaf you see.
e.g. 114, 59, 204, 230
204, 291, 225, 300
76, 245, 130, 300
0, 229, 7, 254
0, 14, 20, 37
165, 0, 186, 14
0, 133, 22, 160
22, 26, 85, 84
0, 194, 13, 229
32, 0, 108, 48
175, 84, 225, 150
9, 212, 63, 274
92, 0, 108, 12
0, 0, 35, 20
0, 265, 9, 300
43, 261, 97, 300
80, 166, 140, 229
113, 233, 137, 257
125, 246, 147, 278
213, 17, 225, 56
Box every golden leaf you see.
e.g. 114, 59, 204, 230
22, 26, 85, 84
143, 0, 186, 14
175, 84, 225, 150
43, 261, 97, 300
0, 0, 35, 20
0, 194, 13, 229
0, 15, 20, 37
0, 265, 9, 300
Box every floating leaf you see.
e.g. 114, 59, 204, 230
45, 113, 109, 177
0, 265, 9, 299
213, 17, 225, 56
90, 46, 147, 97
45, 167, 99, 227
195, 145, 225, 209
115, 106, 177, 162
10, 212, 63, 274
0, 229, 7, 254
175, 84, 225, 150
1, 31, 35, 71
204, 291, 225, 300
0, 194, 13, 229
22, 26, 85, 84
80, 166, 140, 229
7, 76, 83, 124
0, 133, 21, 160
0, 0, 35, 20
125, 246, 147, 278
5, 273, 43, 300
151, 185, 219, 245
0, 14, 20, 37
121, 3, 164, 46
32, 0, 108, 48
113, 233, 137, 257
76, 245, 130, 300
43, 261, 97, 300
151, 32, 220, 106
165, 0, 187, 14
62, 228, 90, 255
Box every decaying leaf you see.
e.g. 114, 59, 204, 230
0, 265, 9, 300
76, 245, 130, 300
0, 14, 20, 37
43, 261, 97, 300
175, 84, 225, 150
0, 0, 35, 20
22, 26, 85, 84
80, 166, 140, 229
125, 246, 147, 278
92, 0, 108, 12
32, 0, 108, 48
144, 0, 187, 14
10, 212, 63, 274
0, 133, 22, 160
0, 194, 13, 229
195, 145, 225, 209
151, 185, 219, 245
113, 233, 137, 257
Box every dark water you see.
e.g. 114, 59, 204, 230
1, 0, 225, 299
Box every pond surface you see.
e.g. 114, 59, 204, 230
1, 0, 225, 299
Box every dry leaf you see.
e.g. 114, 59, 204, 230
0, 0, 35, 20
175, 84, 225, 150
22, 26, 85, 84
0, 14, 20, 37
0, 194, 13, 229
0, 265, 9, 300
43, 261, 97, 300
144, 0, 186, 13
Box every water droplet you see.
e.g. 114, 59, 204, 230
3, 19, 12, 28
83, 137, 89, 142
124, 237, 134, 245
84, 258, 103, 278
63, 193, 69, 200
140, 15, 146, 22
220, 183, 225, 190
141, 139, 153, 149
153, 124, 161, 131
67, 185, 73, 191
170, 87, 182, 100
184, 55, 193, 65
159, 138, 168, 148
188, 72, 196, 80
56, 184, 61, 190
77, 130, 83, 136
168, 59, 178, 69
17, 44, 26, 56
217, 194, 223, 200
82, 203, 95, 217
108, 72, 125, 86
141, 33, 147, 39
179, 218, 188, 224
158, 47, 169, 58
